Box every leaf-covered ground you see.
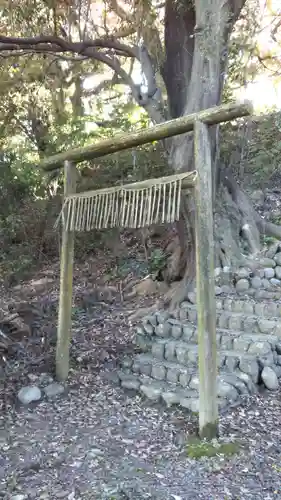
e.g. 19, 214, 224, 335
1, 251, 281, 499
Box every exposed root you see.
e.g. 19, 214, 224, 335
241, 223, 260, 255
255, 216, 281, 240
160, 168, 281, 312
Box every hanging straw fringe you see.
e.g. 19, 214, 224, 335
55, 171, 197, 232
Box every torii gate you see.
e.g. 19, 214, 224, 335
39, 101, 253, 438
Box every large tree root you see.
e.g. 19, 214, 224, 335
163, 169, 281, 309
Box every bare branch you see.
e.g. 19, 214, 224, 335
271, 18, 281, 42
0, 35, 137, 58
109, 0, 134, 23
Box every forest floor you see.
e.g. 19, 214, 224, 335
1, 214, 281, 499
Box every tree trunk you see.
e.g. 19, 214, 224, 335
161, 0, 264, 307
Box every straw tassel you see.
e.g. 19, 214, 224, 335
55, 171, 196, 232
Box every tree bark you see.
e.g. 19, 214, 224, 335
162, 0, 254, 307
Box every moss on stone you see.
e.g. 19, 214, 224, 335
186, 436, 240, 459
199, 421, 219, 440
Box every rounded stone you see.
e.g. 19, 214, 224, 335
254, 268, 265, 279
270, 278, 281, 287
143, 323, 154, 335
18, 386, 41, 404
264, 268, 275, 279
187, 291, 196, 304
262, 278, 271, 290
275, 266, 281, 279
155, 323, 171, 338
121, 379, 140, 390
43, 383, 64, 398
162, 391, 180, 407
140, 384, 162, 401
251, 276, 262, 289
239, 358, 259, 383
274, 252, 281, 266
266, 242, 280, 259
261, 366, 279, 390
248, 341, 272, 356
151, 364, 166, 381
215, 286, 222, 295
237, 267, 251, 279
235, 279, 250, 293
189, 375, 199, 390
272, 365, 281, 378
260, 257, 276, 268
217, 381, 238, 401
179, 372, 191, 387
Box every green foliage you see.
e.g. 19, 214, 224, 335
186, 436, 240, 459
220, 111, 281, 189
147, 248, 166, 276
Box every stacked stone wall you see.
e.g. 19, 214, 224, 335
118, 243, 281, 411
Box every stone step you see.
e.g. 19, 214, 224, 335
117, 367, 257, 412
173, 305, 281, 335
137, 325, 281, 354
185, 296, 281, 319
140, 313, 281, 344
123, 348, 281, 387
136, 331, 281, 365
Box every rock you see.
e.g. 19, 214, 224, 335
18, 385, 41, 404
220, 374, 249, 395
189, 375, 199, 390
140, 384, 162, 401
217, 380, 238, 400
275, 253, 281, 266
261, 278, 271, 289
239, 358, 259, 383
11, 495, 27, 500
152, 342, 165, 359
259, 257, 276, 268
151, 364, 166, 381
171, 324, 182, 339
221, 268, 232, 285
121, 357, 133, 369
251, 276, 262, 289
156, 310, 170, 323
215, 286, 222, 295
258, 318, 276, 333
272, 365, 281, 378
221, 285, 233, 294
270, 278, 281, 287
43, 383, 64, 398
155, 323, 171, 338
275, 266, 281, 279
264, 267, 275, 279
261, 366, 279, 390
143, 323, 154, 335
121, 378, 140, 390
27, 373, 39, 382
266, 242, 280, 259
234, 370, 257, 394
187, 291, 196, 304
162, 391, 180, 407
237, 268, 251, 279
251, 189, 265, 204
248, 341, 272, 356
235, 279, 250, 293
254, 268, 265, 279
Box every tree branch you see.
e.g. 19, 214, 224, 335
0, 33, 167, 132
0, 35, 137, 58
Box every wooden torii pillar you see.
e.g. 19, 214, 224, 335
39, 101, 253, 439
